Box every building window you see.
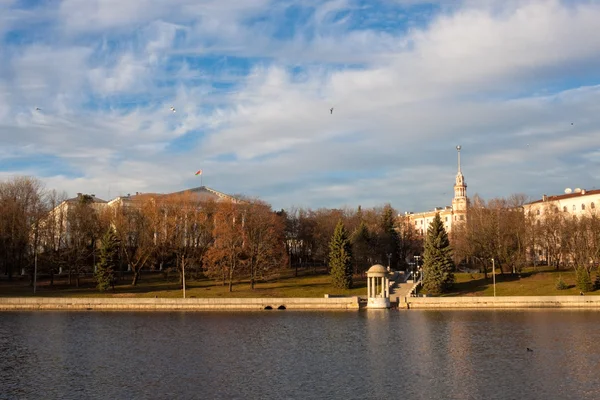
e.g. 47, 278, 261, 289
536, 210, 540, 215
582, 204, 586, 210
573, 205, 576, 211
592, 203, 596, 209
563, 206, 567, 212
415, 221, 418, 226
459, 215, 465, 221
445, 216, 448, 222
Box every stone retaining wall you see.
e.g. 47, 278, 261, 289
403, 296, 600, 309
0, 297, 360, 311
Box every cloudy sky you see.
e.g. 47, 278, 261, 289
1, 0, 600, 212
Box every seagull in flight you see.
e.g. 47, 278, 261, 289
170, 106, 176, 113
330, 107, 334, 114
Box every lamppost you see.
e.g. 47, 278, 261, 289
182, 262, 186, 299
491, 258, 496, 297
414, 255, 421, 282
387, 253, 392, 271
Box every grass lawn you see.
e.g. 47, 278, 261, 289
0, 269, 368, 299
2, 266, 598, 298
440, 266, 600, 296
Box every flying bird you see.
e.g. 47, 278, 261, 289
330, 107, 334, 114
170, 106, 176, 113
35, 107, 41, 111
571, 122, 574, 126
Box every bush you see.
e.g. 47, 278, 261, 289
594, 268, 600, 291
555, 275, 568, 290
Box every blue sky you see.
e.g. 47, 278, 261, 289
1, 0, 600, 211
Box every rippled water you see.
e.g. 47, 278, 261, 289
1, 310, 600, 400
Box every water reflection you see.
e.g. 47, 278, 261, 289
1, 310, 600, 399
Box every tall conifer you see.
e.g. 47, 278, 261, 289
95, 228, 119, 291
329, 220, 353, 289
422, 213, 455, 295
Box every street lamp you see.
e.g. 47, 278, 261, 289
414, 255, 421, 281
387, 253, 392, 271
491, 258, 496, 297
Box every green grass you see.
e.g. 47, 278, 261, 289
439, 266, 600, 296
3, 266, 598, 298
0, 270, 368, 298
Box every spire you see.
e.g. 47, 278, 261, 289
453, 145, 466, 200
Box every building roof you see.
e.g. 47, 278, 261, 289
367, 264, 388, 276
169, 186, 241, 203
526, 189, 600, 205
65, 193, 107, 204
107, 186, 240, 205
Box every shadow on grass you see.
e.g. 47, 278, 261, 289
445, 274, 522, 296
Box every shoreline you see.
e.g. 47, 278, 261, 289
2, 295, 600, 310
0, 296, 361, 311
401, 295, 600, 309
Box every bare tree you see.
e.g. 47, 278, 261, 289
241, 199, 287, 289
203, 200, 245, 292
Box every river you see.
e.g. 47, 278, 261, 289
1, 310, 599, 399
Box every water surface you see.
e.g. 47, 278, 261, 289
1, 310, 599, 399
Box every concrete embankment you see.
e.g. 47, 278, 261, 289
402, 295, 600, 309
0, 297, 360, 311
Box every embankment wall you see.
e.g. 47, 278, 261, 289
0, 297, 360, 311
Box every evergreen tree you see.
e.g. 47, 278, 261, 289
95, 227, 119, 291
351, 222, 371, 275
576, 266, 593, 293
378, 204, 400, 269
422, 213, 455, 295
329, 220, 353, 289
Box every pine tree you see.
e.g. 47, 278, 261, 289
422, 213, 455, 295
351, 222, 371, 275
329, 220, 353, 289
576, 266, 593, 293
95, 228, 119, 291
378, 204, 400, 269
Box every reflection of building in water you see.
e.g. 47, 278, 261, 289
404, 146, 468, 235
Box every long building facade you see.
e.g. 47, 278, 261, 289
404, 146, 468, 235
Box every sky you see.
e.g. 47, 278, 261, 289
1, 0, 600, 212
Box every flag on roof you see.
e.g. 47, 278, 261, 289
195, 170, 203, 176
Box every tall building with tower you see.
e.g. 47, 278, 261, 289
403, 146, 468, 235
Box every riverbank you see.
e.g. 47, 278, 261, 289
401, 295, 600, 309
0, 296, 361, 311
4, 295, 600, 311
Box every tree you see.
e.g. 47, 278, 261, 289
576, 266, 593, 293
351, 221, 371, 276
329, 220, 353, 289
422, 213, 455, 295
95, 228, 119, 291
203, 200, 245, 292
242, 200, 287, 289
65, 194, 102, 287
376, 204, 400, 269
0, 177, 45, 280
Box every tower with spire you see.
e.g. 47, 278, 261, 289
402, 145, 468, 236
452, 145, 468, 220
